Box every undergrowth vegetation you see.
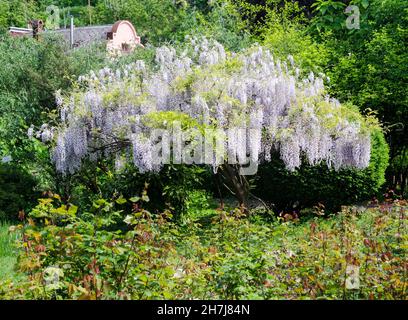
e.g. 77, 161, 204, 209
0, 193, 405, 300
0, 222, 19, 281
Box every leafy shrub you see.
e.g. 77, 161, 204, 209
183, 0, 252, 51
310, 0, 408, 189
3, 192, 185, 299
255, 128, 389, 212
62, 158, 208, 220
261, 22, 329, 75
0, 164, 38, 221
245, 0, 330, 75
94, 0, 190, 44
0, 34, 96, 164
0, 0, 39, 30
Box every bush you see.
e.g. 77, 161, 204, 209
64, 159, 208, 220
261, 22, 329, 75
0, 164, 38, 221
309, 0, 408, 190
94, 0, 190, 44
255, 128, 389, 212
183, 1, 252, 51
0, 0, 39, 30
0, 34, 72, 164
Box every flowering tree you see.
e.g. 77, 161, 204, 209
32, 37, 379, 208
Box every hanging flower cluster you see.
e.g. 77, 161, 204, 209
34, 37, 375, 175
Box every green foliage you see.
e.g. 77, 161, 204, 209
0, 221, 19, 257
261, 22, 329, 74
0, 35, 111, 216
0, 0, 39, 30
388, 150, 408, 197
0, 222, 20, 281
2, 192, 184, 299
230, 0, 405, 192
0, 32, 157, 201
94, 0, 189, 44
255, 128, 389, 212
231, 0, 308, 34
0, 35, 69, 159
1, 195, 405, 299
159, 165, 208, 217
325, 24, 408, 160
310, 0, 349, 33
0, 0, 250, 50
183, 0, 251, 50
62, 158, 208, 221
309, 0, 408, 189
0, 164, 39, 221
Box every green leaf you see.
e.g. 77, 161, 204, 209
124, 215, 134, 225
163, 291, 173, 299
115, 196, 127, 205
129, 196, 140, 203
67, 205, 78, 216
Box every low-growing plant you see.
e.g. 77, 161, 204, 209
1, 195, 405, 300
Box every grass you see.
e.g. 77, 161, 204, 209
0, 222, 19, 281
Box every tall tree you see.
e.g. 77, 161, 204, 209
33, 38, 380, 207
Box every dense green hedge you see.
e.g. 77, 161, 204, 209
255, 129, 389, 212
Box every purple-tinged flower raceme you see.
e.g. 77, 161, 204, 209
36, 37, 377, 175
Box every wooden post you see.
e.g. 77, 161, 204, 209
70, 16, 74, 48
88, 0, 92, 25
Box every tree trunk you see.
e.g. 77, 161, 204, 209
219, 164, 250, 211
